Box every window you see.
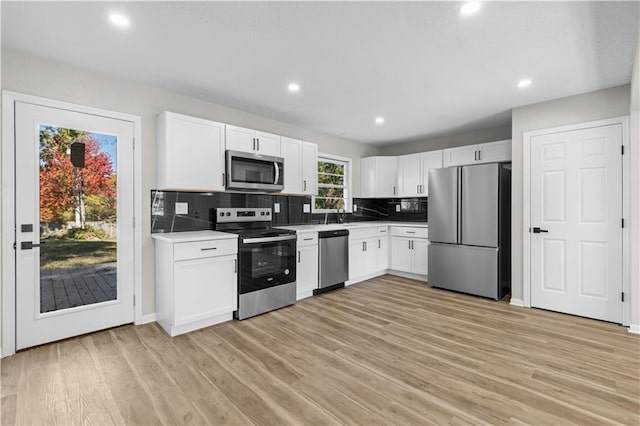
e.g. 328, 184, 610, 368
313, 154, 352, 212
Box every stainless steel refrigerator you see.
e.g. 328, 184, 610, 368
427, 162, 511, 300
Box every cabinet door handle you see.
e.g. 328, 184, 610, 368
200, 247, 218, 251
222, 173, 225, 186
234, 259, 237, 273
303, 237, 314, 241
478, 150, 482, 161
257, 138, 260, 151
252, 138, 255, 150
303, 180, 307, 191
408, 240, 411, 250
393, 186, 396, 195
378, 239, 381, 249
406, 231, 416, 234
298, 250, 301, 263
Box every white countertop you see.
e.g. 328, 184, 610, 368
151, 230, 238, 243
278, 221, 428, 233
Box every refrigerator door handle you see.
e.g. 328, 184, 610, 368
457, 167, 462, 244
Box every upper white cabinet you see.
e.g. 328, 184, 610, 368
397, 150, 443, 197
443, 140, 511, 167
226, 124, 281, 157
360, 156, 398, 198
157, 111, 226, 191
280, 137, 318, 195
301, 141, 318, 195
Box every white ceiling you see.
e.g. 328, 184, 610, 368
2, 1, 638, 145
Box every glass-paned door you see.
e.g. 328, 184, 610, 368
15, 101, 134, 350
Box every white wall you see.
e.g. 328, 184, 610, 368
511, 85, 633, 315
0, 48, 378, 318
377, 125, 512, 156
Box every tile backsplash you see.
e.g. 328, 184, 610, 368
151, 190, 427, 233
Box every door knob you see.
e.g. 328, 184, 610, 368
532, 227, 549, 234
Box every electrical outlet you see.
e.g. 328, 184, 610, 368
303, 203, 311, 213
175, 202, 189, 215
353, 204, 358, 212
395, 204, 401, 212
274, 203, 280, 213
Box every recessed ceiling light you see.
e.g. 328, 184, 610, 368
517, 79, 532, 88
288, 83, 300, 93
109, 13, 130, 28
460, 2, 481, 15
375, 117, 385, 124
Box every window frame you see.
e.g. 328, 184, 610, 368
312, 152, 352, 213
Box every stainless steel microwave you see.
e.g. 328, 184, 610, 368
225, 150, 284, 192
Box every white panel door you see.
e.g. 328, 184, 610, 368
225, 125, 255, 153
15, 102, 134, 350
412, 239, 429, 276
478, 140, 511, 163
375, 157, 399, 197
443, 145, 478, 167
297, 244, 319, 298
390, 237, 412, 272
377, 235, 389, 271
530, 124, 622, 323
254, 131, 281, 156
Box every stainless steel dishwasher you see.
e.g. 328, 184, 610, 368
315, 229, 349, 295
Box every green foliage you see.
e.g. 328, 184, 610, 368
84, 194, 117, 222
60, 226, 110, 241
39, 239, 116, 269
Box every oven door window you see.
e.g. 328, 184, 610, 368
239, 239, 296, 294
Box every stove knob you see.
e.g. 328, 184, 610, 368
260, 212, 265, 216
266, 212, 270, 216
226, 212, 231, 216
219, 212, 224, 217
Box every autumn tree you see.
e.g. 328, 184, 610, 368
39, 127, 116, 223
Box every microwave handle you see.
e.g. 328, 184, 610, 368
274, 161, 280, 185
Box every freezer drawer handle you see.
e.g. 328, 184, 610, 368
532, 227, 549, 233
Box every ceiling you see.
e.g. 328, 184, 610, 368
2, 1, 638, 145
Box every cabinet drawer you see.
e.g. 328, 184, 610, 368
348, 227, 378, 240
174, 238, 237, 261
297, 232, 318, 247
390, 227, 428, 239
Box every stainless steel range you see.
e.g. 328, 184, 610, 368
215, 208, 297, 320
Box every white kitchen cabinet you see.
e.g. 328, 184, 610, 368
420, 150, 443, 196
348, 226, 388, 284
398, 150, 443, 197
376, 227, 389, 270
281, 137, 318, 195
157, 111, 226, 191
226, 124, 281, 156
281, 136, 303, 194
360, 156, 398, 197
296, 232, 318, 300
301, 141, 318, 195
389, 226, 429, 278
154, 235, 238, 337
349, 237, 378, 281
442, 140, 511, 167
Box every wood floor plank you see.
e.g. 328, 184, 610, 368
2, 274, 638, 425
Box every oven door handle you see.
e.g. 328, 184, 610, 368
274, 161, 280, 185
242, 235, 296, 244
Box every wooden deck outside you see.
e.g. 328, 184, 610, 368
40, 262, 117, 312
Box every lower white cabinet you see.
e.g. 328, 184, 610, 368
296, 232, 318, 300
348, 226, 387, 284
154, 235, 238, 337
389, 227, 429, 277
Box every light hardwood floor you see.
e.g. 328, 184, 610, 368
2, 275, 639, 425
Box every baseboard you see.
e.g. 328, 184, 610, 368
346, 270, 386, 286
509, 298, 525, 307
387, 270, 428, 282
628, 324, 640, 335
141, 313, 157, 324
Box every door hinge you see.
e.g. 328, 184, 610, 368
621, 218, 625, 228
13, 242, 16, 250
621, 292, 625, 302
621, 145, 624, 155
